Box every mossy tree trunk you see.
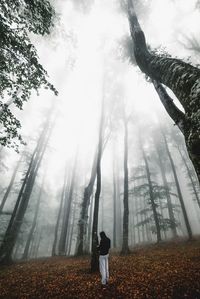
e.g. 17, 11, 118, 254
127, 0, 200, 183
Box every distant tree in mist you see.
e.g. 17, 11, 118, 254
138, 140, 162, 242
52, 173, 67, 257
91, 96, 105, 272
0, 0, 57, 148
112, 143, 122, 249
0, 155, 22, 214
121, 110, 130, 254
160, 129, 193, 240
122, 0, 200, 183
131, 145, 178, 242
58, 156, 77, 256
22, 175, 45, 260
0, 117, 53, 264
170, 128, 200, 209
152, 134, 178, 238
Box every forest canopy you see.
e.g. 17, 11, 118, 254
0, 0, 57, 149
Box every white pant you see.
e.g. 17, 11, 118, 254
99, 254, 109, 285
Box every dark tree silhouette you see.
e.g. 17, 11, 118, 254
0, 117, 53, 264
121, 114, 130, 254
76, 150, 97, 256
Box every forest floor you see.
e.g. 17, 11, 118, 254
0, 239, 200, 299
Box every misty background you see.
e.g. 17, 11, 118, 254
0, 0, 200, 260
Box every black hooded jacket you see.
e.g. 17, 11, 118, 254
99, 233, 111, 255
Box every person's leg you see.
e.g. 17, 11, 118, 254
105, 254, 109, 283
99, 255, 106, 285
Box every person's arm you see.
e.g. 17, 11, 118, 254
97, 240, 102, 251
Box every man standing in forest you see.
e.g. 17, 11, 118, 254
98, 231, 111, 286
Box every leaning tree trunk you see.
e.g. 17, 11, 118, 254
162, 131, 193, 240
121, 119, 130, 254
127, 0, 200, 182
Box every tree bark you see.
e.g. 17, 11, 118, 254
127, 0, 200, 182
76, 150, 97, 256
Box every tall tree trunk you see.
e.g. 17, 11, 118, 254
85, 193, 94, 253
0, 155, 22, 213
177, 147, 200, 208
131, 194, 136, 246
112, 158, 117, 248
121, 119, 130, 254
127, 0, 200, 182
162, 132, 193, 239
58, 156, 77, 255
142, 147, 162, 243
101, 190, 104, 232
33, 228, 43, 259
67, 199, 77, 256
0, 120, 52, 263
58, 167, 69, 255
144, 198, 152, 243
155, 141, 178, 238
90, 98, 104, 272
52, 182, 66, 256
140, 197, 145, 243
22, 174, 45, 260
76, 150, 97, 256
135, 195, 140, 244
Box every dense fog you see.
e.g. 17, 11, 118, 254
0, 0, 200, 261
